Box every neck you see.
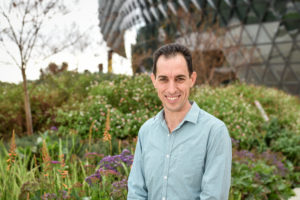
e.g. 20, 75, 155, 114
164, 102, 192, 133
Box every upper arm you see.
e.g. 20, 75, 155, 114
127, 131, 148, 200
200, 124, 232, 200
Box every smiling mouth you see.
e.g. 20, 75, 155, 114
166, 95, 180, 101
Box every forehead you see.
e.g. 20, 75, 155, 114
156, 54, 189, 76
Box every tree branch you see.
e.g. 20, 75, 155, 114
0, 42, 21, 68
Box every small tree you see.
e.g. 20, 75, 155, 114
132, 7, 256, 85
0, 0, 86, 135
165, 8, 256, 85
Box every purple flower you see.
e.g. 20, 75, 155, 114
41, 193, 57, 200
231, 138, 240, 147
112, 178, 127, 189
51, 160, 61, 164
59, 190, 69, 199
236, 150, 254, 160
85, 173, 102, 185
85, 150, 133, 187
50, 126, 58, 131
262, 151, 287, 176
112, 178, 128, 197
98, 150, 133, 172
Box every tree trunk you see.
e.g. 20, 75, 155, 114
21, 67, 33, 135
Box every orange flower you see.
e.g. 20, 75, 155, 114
103, 110, 111, 142
42, 140, 51, 175
7, 130, 16, 171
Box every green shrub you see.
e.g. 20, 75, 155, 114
264, 118, 300, 167
0, 82, 24, 137
230, 149, 294, 199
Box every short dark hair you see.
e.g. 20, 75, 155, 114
152, 43, 193, 77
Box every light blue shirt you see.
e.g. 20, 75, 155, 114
127, 102, 232, 200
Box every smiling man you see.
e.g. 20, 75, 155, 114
127, 43, 232, 200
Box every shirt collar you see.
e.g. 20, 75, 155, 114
183, 101, 200, 124
155, 101, 200, 125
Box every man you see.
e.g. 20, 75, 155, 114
127, 43, 232, 200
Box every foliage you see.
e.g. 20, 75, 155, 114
192, 83, 300, 152
263, 118, 300, 167
0, 82, 24, 137
230, 149, 294, 199
0, 136, 134, 199
0, 72, 300, 199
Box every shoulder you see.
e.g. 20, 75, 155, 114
137, 111, 164, 141
139, 117, 156, 132
197, 108, 231, 144
197, 107, 226, 129
138, 116, 157, 137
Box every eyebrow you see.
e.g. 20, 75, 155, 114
157, 75, 168, 79
175, 75, 187, 79
157, 74, 187, 79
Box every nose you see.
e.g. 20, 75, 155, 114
167, 80, 177, 94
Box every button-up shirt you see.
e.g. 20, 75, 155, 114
127, 102, 232, 200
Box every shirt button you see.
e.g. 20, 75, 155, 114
166, 154, 169, 158
164, 176, 167, 179
162, 197, 166, 200
168, 134, 170, 137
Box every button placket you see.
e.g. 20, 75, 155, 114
161, 132, 173, 199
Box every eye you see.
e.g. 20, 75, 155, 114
176, 77, 185, 82
158, 78, 168, 83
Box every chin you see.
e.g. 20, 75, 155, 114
164, 104, 183, 113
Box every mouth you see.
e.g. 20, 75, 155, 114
165, 95, 180, 103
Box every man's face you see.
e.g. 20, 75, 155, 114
151, 54, 197, 114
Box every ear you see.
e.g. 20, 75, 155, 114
190, 71, 197, 87
151, 73, 156, 88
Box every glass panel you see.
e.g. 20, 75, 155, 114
256, 26, 272, 43
264, 10, 278, 22
219, 1, 231, 25
247, 68, 260, 83
241, 28, 253, 45
250, 64, 266, 81
290, 48, 300, 62
269, 46, 285, 64
276, 42, 293, 58
269, 55, 285, 64
263, 67, 279, 83
252, 0, 268, 21
275, 25, 293, 42
282, 9, 300, 31
246, 9, 260, 24
273, 1, 286, 16
297, 32, 300, 40
229, 25, 242, 43
236, 5, 248, 22
251, 48, 264, 63
283, 66, 298, 81
244, 24, 259, 42
290, 64, 300, 79
256, 44, 272, 61
264, 22, 279, 39
269, 64, 285, 80
236, 64, 248, 80
283, 84, 299, 95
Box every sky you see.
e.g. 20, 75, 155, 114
0, 0, 136, 84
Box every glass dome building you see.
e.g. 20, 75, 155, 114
98, 0, 300, 95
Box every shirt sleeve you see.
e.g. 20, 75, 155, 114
200, 124, 232, 200
127, 134, 148, 200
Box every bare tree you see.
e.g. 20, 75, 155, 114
0, 0, 87, 135
132, 7, 256, 85
167, 9, 256, 85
